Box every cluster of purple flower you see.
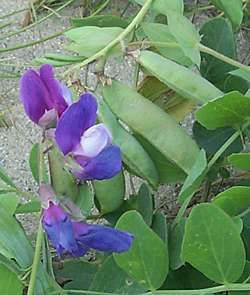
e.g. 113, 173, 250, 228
20, 64, 133, 257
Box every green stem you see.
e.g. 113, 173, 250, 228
91, 0, 111, 16
146, 283, 250, 294
199, 43, 250, 73
48, 283, 250, 295
173, 129, 242, 227
0, 8, 28, 20
26, 221, 43, 295
63, 0, 153, 76
27, 144, 44, 295
0, 21, 12, 30
0, 28, 68, 53
0, 0, 75, 41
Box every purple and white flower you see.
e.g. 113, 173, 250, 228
42, 201, 134, 257
20, 64, 71, 128
55, 93, 122, 181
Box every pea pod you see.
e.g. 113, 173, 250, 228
138, 50, 223, 103
103, 80, 200, 174
98, 100, 159, 188
93, 171, 125, 214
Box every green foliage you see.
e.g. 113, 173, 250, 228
114, 211, 169, 290
182, 203, 246, 283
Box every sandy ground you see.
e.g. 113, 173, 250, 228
0, 0, 249, 236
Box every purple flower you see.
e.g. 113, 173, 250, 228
42, 202, 134, 257
55, 93, 122, 180
20, 64, 71, 128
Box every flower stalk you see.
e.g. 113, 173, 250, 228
27, 144, 44, 295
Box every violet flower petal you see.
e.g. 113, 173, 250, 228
39, 64, 68, 116
74, 145, 122, 180
73, 222, 134, 253
19, 69, 49, 123
55, 93, 97, 155
56, 80, 72, 106
74, 123, 112, 158
42, 202, 78, 256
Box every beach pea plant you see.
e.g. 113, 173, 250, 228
1, 0, 250, 295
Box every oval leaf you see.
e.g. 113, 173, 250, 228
212, 186, 250, 216
195, 91, 250, 130
114, 210, 169, 290
182, 203, 246, 283
228, 153, 250, 170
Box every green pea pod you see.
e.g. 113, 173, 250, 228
138, 50, 223, 103
98, 99, 159, 188
93, 171, 125, 214
48, 148, 79, 201
103, 80, 200, 174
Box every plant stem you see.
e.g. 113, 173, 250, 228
173, 129, 242, 227
91, 0, 111, 16
0, 28, 68, 53
0, 8, 28, 20
27, 144, 44, 295
146, 283, 250, 294
48, 283, 250, 295
27, 221, 43, 295
199, 43, 250, 72
63, 0, 153, 76
0, 0, 75, 40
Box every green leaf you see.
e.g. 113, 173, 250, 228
196, 91, 250, 130
136, 183, 153, 226
98, 99, 159, 188
151, 212, 167, 243
114, 211, 169, 290
169, 218, 185, 270
48, 148, 79, 201
71, 15, 128, 28
200, 17, 236, 90
162, 264, 214, 290
193, 122, 243, 157
65, 26, 123, 57
167, 12, 201, 66
134, 0, 184, 14
211, 0, 243, 28
89, 256, 145, 294
15, 200, 41, 214
0, 166, 16, 187
213, 186, 250, 216
228, 153, 250, 170
229, 261, 250, 294
93, 171, 125, 214
224, 74, 250, 94
103, 80, 200, 174
142, 23, 192, 66
182, 203, 246, 283
177, 149, 207, 204
230, 69, 250, 83
75, 183, 94, 216
0, 264, 23, 294
0, 193, 19, 215
138, 50, 223, 103
55, 260, 98, 290
29, 143, 49, 184
242, 212, 250, 260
